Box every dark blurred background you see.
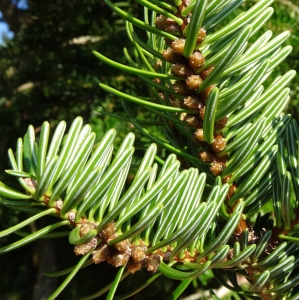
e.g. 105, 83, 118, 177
0, 0, 298, 299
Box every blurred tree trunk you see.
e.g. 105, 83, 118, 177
33, 228, 58, 300
0, 0, 29, 32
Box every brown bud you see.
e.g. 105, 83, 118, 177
154, 78, 160, 85
158, 92, 165, 101
197, 27, 207, 44
155, 15, 167, 30
108, 250, 131, 267
126, 260, 142, 274
222, 175, 232, 184
162, 48, 180, 63
156, 15, 176, 30
155, 60, 162, 70
212, 134, 226, 153
194, 128, 205, 142
170, 100, 180, 107
199, 151, 215, 163
183, 95, 203, 110
214, 117, 228, 130
115, 239, 131, 252
183, 115, 202, 128
100, 222, 116, 240
79, 222, 97, 237
179, 0, 190, 14
92, 243, 110, 264
55, 199, 63, 210
199, 106, 205, 119
163, 251, 171, 261
202, 85, 215, 100
210, 162, 224, 176
23, 178, 37, 189
132, 245, 147, 262
200, 67, 214, 79
165, 24, 180, 33
74, 238, 97, 256
146, 254, 161, 272
171, 63, 193, 77
170, 38, 186, 55
67, 211, 76, 223
172, 81, 188, 95
106, 234, 118, 244
188, 51, 205, 70
186, 75, 203, 90
228, 184, 237, 199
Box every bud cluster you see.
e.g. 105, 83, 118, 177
90, 222, 167, 273
155, 0, 229, 176
71, 220, 202, 273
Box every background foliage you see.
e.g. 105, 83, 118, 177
0, 0, 299, 299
